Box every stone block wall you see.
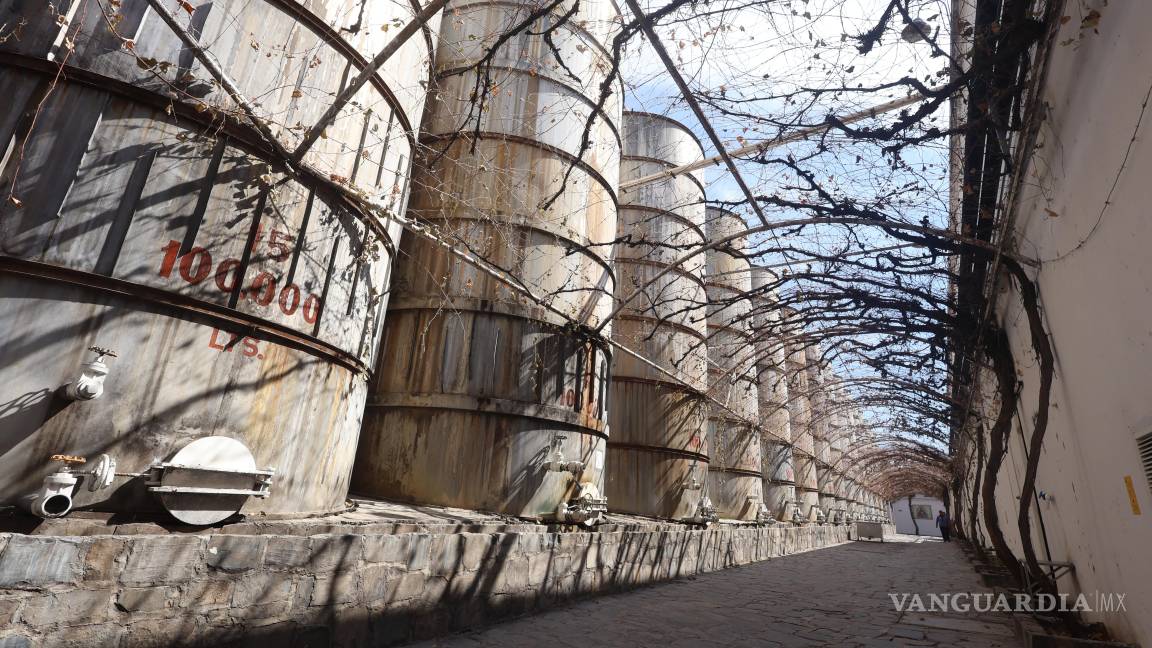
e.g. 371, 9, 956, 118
0, 524, 863, 647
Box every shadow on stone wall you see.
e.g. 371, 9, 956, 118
0, 525, 863, 647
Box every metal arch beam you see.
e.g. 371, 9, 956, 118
594, 214, 1037, 335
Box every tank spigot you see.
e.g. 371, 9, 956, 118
755, 500, 775, 525
682, 463, 706, 491
543, 435, 585, 475
64, 347, 117, 401
554, 482, 608, 527
685, 495, 717, 526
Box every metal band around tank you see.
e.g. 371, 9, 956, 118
369, 392, 609, 434
448, 0, 625, 63
420, 131, 621, 203
0, 53, 401, 258
436, 64, 623, 147
0, 257, 369, 374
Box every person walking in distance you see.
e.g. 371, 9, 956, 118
936, 510, 951, 542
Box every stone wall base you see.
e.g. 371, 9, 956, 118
0, 522, 888, 647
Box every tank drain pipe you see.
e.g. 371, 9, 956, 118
685, 495, 718, 526
554, 482, 608, 527
543, 436, 604, 527
681, 471, 704, 492
20, 454, 119, 518
684, 465, 717, 526
755, 499, 776, 525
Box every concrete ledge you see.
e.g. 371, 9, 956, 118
0, 521, 879, 647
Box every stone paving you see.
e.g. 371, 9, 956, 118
412, 534, 1020, 648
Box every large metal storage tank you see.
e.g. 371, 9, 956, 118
606, 113, 710, 521
784, 326, 820, 521
0, 0, 438, 516
807, 344, 835, 522
828, 469, 845, 522
750, 266, 795, 521
830, 406, 849, 521
816, 465, 835, 522
807, 347, 833, 460
352, 0, 622, 520
846, 479, 861, 520
703, 208, 765, 521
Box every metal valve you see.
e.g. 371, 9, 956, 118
685, 495, 718, 526
22, 453, 117, 519
682, 463, 705, 491
554, 482, 608, 527
83, 454, 118, 492
64, 346, 117, 401
543, 435, 585, 475
754, 500, 775, 525
88, 346, 118, 360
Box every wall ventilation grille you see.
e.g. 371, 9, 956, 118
1139, 432, 1152, 494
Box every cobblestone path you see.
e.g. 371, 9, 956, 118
412, 533, 1019, 648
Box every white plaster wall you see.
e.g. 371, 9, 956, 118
890, 495, 945, 537
984, 1, 1152, 643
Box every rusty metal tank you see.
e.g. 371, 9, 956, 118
829, 407, 847, 469
829, 406, 849, 519
605, 112, 710, 521
810, 355, 833, 521
845, 478, 860, 519
807, 346, 832, 464
703, 208, 764, 521
817, 466, 835, 520
784, 326, 820, 521
827, 469, 843, 520
0, 0, 438, 516
749, 266, 795, 521
351, 0, 622, 519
